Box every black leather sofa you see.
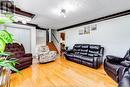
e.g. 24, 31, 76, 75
118, 69, 130, 87
64, 44, 104, 69
104, 49, 130, 87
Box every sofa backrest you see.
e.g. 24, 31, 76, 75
88, 45, 101, 54
124, 49, 130, 61
36, 45, 50, 54
73, 44, 104, 56
73, 44, 82, 55
5, 43, 25, 58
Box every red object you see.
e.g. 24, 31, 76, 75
60, 33, 65, 40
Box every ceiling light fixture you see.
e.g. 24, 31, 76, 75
60, 9, 66, 18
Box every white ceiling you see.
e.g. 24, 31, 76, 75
14, 0, 130, 29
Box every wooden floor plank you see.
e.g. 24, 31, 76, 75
10, 56, 117, 87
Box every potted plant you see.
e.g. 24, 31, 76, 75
0, 14, 19, 87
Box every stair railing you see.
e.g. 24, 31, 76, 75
52, 32, 59, 44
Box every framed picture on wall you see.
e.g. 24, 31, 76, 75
79, 29, 84, 35
91, 24, 97, 31
84, 26, 90, 34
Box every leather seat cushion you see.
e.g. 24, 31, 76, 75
70, 54, 93, 63
80, 56, 93, 63
87, 53, 100, 57
73, 54, 82, 58
80, 52, 88, 56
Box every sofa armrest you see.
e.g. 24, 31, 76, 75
23, 53, 32, 57
118, 72, 130, 87
118, 66, 128, 82
93, 56, 103, 69
118, 68, 130, 87
87, 53, 102, 57
65, 49, 74, 54
106, 55, 124, 63
120, 61, 130, 67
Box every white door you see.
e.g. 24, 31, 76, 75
36, 30, 46, 45
6, 26, 31, 53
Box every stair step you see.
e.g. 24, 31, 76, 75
47, 42, 58, 53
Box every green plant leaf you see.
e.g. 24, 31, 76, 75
0, 17, 12, 24
0, 59, 19, 73
0, 16, 20, 73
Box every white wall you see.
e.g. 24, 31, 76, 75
57, 14, 130, 58
49, 29, 52, 42
2, 24, 36, 56
36, 29, 46, 46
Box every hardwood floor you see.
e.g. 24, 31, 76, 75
10, 56, 118, 87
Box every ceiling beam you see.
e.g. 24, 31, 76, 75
0, 1, 35, 18
27, 23, 48, 30
57, 9, 130, 31
14, 22, 47, 30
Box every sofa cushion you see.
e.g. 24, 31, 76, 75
81, 44, 89, 49
5, 43, 25, 58
73, 44, 82, 49
80, 52, 88, 56
87, 53, 100, 57
73, 49, 81, 52
75, 52, 80, 55
88, 45, 101, 54
80, 49, 88, 53
80, 56, 93, 63
120, 61, 130, 67
88, 50, 100, 54
89, 45, 101, 50
73, 54, 82, 58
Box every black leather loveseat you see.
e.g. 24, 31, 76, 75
64, 44, 104, 69
104, 49, 130, 87
118, 69, 130, 87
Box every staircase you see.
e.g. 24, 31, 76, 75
47, 42, 59, 53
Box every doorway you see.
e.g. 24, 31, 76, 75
60, 32, 66, 55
